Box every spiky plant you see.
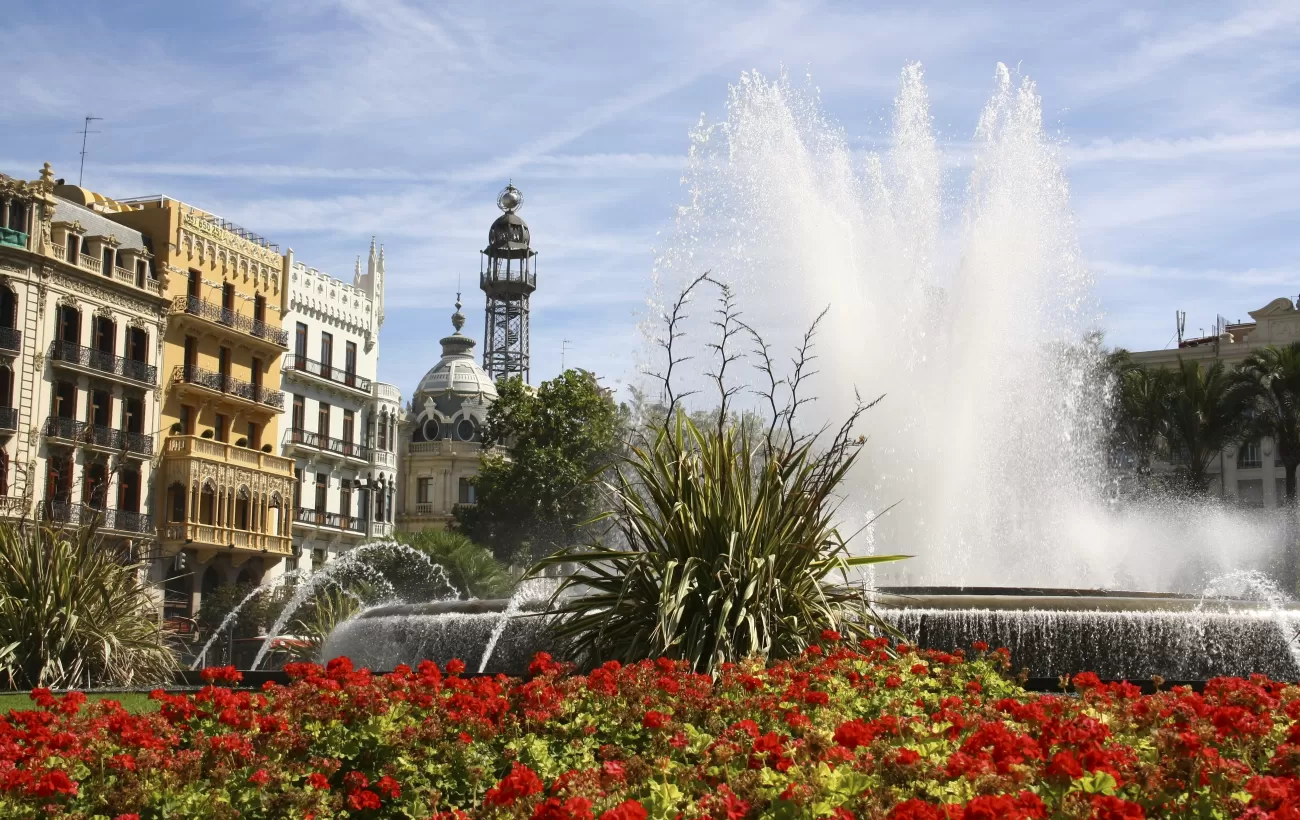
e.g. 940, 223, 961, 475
0, 522, 177, 689
534, 274, 906, 674
282, 585, 365, 664
395, 529, 516, 599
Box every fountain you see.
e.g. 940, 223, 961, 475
310, 62, 1296, 681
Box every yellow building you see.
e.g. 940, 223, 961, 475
103, 196, 295, 621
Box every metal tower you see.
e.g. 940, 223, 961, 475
480, 183, 537, 383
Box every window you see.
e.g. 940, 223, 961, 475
90, 389, 110, 428
221, 282, 235, 321
292, 396, 305, 436
315, 473, 327, 512
214, 414, 227, 443
118, 468, 141, 513
251, 356, 263, 394
66, 234, 79, 263
45, 454, 73, 504
1238, 479, 1265, 508
235, 492, 249, 530
312, 548, 326, 568
0, 288, 14, 330
458, 477, 476, 504
254, 293, 266, 324
0, 366, 11, 408
199, 485, 215, 524
187, 269, 201, 299
318, 402, 330, 440
218, 346, 231, 380
179, 404, 194, 435
345, 341, 357, 385
418, 477, 434, 504
101, 246, 114, 276
343, 410, 354, 447
135, 258, 146, 287
320, 332, 333, 369
93, 316, 114, 355
127, 327, 148, 363
388, 417, 395, 451
1238, 441, 1262, 469
0, 451, 8, 496
246, 422, 259, 450
168, 483, 186, 522
293, 468, 302, 511
377, 413, 388, 450
340, 485, 352, 524
123, 396, 143, 434
57, 305, 79, 345
295, 322, 307, 360
52, 381, 76, 419
183, 335, 197, 369
456, 418, 475, 441
84, 463, 107, 508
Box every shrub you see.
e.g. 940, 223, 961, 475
0, 522, 176, 689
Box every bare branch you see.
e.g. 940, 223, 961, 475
739, 321, 784, 456
703, 278, 744, 436
643, 272, 711, 428
785, 306, 830, 448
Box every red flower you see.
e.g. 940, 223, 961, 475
886, 799, 947, 820
114, 816, 141, 820
248, 769, 271, 786
375, 775, 401, 799
199, 665, 243, 684
911, 663, 929, 675
820, 629, 842, 642
972, 641, 989, 652
533, 796, 594, 820
1047, 751, 1084, 780
446, 658, 467, 675
885, 675, 903, 689
485, 762, 543, 806
1090, 795, 1145, 820
600, 800, 648, 820
306, 773, 330, 790
642, 710, 670, 729
1072, 672, 1102, 690
347, 789, 382, 810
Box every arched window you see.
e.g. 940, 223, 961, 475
235, 486, 250, 530
201, 566, 222, 598
377, 410, 388, 451
387, 417, 396, 451
235, 566, 260, 587
199, 482, 216, 525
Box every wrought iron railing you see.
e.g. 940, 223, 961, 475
171, 365, 285, 410
0, 407, 16, 432
480, 268, 537, 289
49, 340, 157, 384
0, 327, 21, 353
283, 355, 372, 392
45, 501, 153, 534
43, 416, 85, 441
86, 423, 153, 455
286, 428, 370, 460
173, 296, 288, 347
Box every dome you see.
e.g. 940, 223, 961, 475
487, 211, 530, 252
413, 300, 498, 403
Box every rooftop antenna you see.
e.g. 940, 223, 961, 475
76, 116, 102, 187
561, 338, 571, 371
1176, 310, 1186, 347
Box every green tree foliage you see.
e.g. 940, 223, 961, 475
455, 369, 622, 562
1164, 358, 1255, 494
0, 522, 176, 689
393, 529, 515, 599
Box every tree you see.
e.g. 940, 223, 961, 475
393, 529, 515, 598
1236, 343, 1300, 590
455, 369, 623, 562
1111, 357, 1173, 477
1164, 358, 1254, 495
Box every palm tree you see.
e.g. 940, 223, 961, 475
1236, 343, 1300, 590
1112, 360, 1172, 476
394, 529, 516, 599
1164, 358, 1255, 495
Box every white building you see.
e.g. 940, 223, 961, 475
0, 166, 168, 555
280, 240, 400, 572
1132, 296, 1300, 508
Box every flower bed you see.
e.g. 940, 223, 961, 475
2, 637, 1300, 818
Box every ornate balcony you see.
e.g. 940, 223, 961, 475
0, 327, 21, 355
283, 354, 372, 394
42, 417, 152, 457
283, 428, 370, 462
294, 507, 365, 533
171, 364, 284, 411
0, 229, 25, 249
0, 407, 16, 434
49, 340, 157, 386
44, 502, 154, 535
171, 296, 289, 348
43, 416, 85, 442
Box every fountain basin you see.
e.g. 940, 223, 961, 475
315, 588, 1300, 681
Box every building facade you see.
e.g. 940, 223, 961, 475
0, 165, 168, 557
1131, 296, 1300, 508
106, 194, 295, 622
280, 241, 400, 571
396, 298, 497, 532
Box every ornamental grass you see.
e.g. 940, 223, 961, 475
3, 639, 1300, 818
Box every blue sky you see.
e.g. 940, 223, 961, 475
3, 1, 1298, 398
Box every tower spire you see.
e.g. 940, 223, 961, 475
480, 183, 536, 383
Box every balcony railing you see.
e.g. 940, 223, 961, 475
0, 327, 21, 353
294, 507, 365, 532
86, 423, 153, 456
44, 502, 154, 535
368, 449, 396, 468
163, 434, 295, 475
171, 364, 284, 410
480, 268, 537, 290
44, 416, 85, 441
0, 407, 16, 433
160, 522, 292, 555
284, 355, 373, 393
49, 340, 157, 385
0, 228, 25, 249
173, 296, 289, 347
79, 253, 101, 273
285, 428, 370, 461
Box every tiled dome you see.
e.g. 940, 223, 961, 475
413, 300, 497, 404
